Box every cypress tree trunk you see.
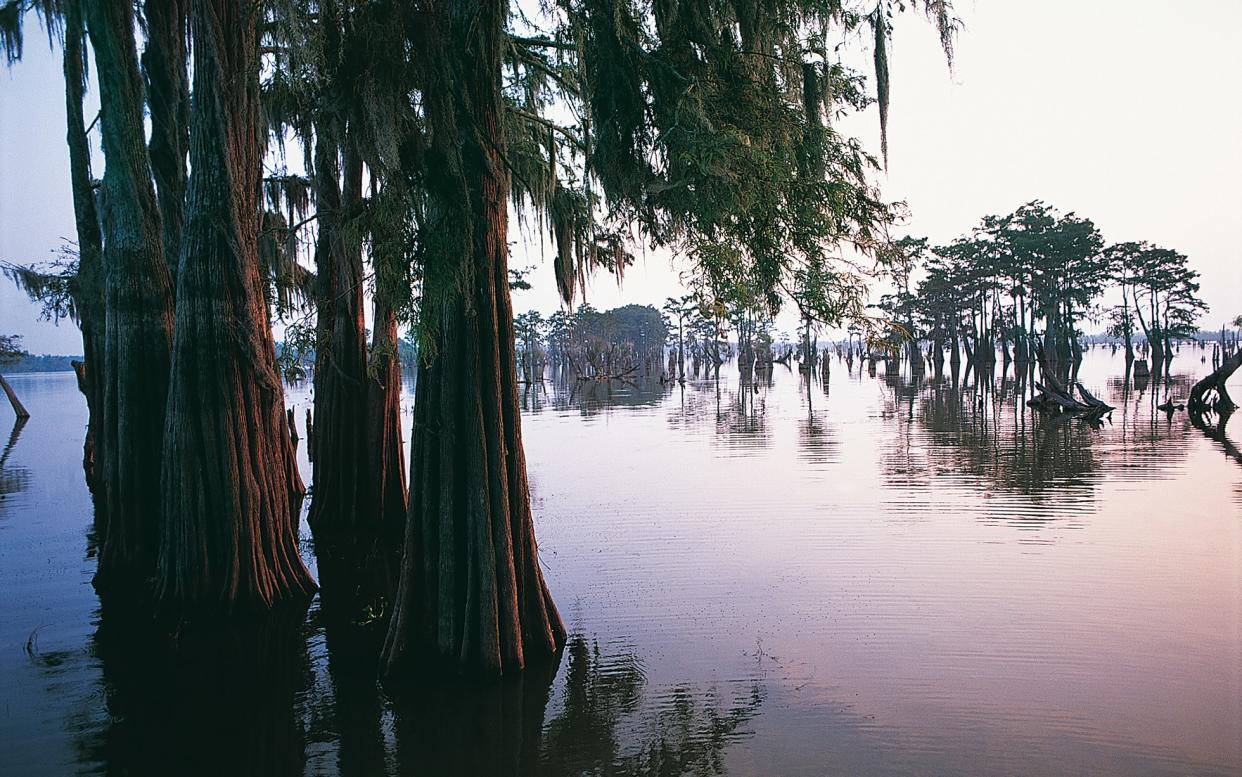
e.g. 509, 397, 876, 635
62, 0, 105, 496
141, 0, 190, 281
308, 136, 370, 533
367, 300, 407, 537
382, 0, 564, 679
157, 0, 315, 609
85, 0, 176, 592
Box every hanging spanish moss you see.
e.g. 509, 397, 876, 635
871, 6, 890, 169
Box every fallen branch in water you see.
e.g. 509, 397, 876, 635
575, 365, 638, 382
1189, 349, 1242, 413
1027, 371, 1113, 418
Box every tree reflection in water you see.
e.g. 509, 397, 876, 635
549, 370, 672, 418
35, 355, 1240, 775
74, 612, 761, 777
876, 359, 1202, 505
391, 634, 763, 776
0, 416, 29, 501
87, 604, 310, 776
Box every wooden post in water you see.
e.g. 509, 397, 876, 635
0, 374, 30, 420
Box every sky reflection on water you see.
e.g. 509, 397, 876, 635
0, 348, 1239, 776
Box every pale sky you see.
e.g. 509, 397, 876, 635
2, 0, 1240, 353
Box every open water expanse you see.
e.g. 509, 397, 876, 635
1, 349, 1239, 776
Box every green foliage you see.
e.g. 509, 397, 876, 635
508, 266, 534, 291
0, 334, 27, 366
571, 303, 668, 351
1104, 239, 1207, 347
0, 0, 66, 67
550, 0, 958, 334
253, 0, 961, 359
898, 201, 1205, 360
2, 250, 80, 325
514, 310, 546, 348
9, 0, 963, 370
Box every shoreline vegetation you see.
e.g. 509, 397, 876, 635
0, 354, 85, 373
3, 323, 1239, 377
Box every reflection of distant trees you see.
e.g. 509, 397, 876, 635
391, 634, 763, 777
660, 372, 777, 454
550, 373, 672, 418
876, 363, 1200, 505
541, 636, 762, 777
795, 373, 837, 465
710, 376, 771, 447
1112, 367, 1197, 446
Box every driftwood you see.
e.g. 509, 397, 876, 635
1074, 382, 1109, 409
1027, 371, 1113, 418
1189, 349, 1242, 413
576, 365, 638, 382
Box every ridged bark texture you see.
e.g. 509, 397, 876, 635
85, 0, 176, 592
381, 0, 564, 679
366, 301, 408, 537
62, 0, 106, 496
157, 0, 315, 609
141, 0, 190, 280
308, 137, 370, 533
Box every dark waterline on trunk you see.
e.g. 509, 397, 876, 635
1, 348, 1240, 775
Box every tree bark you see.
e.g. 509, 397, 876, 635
308, 134, 370, 533
157, 0, 315, 610
141, 0, 190, 282
85, 0, 176, 592
382, 0, 564, 679
62, 0, 106, 495
367, 300, 407, 537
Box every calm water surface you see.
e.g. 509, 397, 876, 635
1, 349, 1239, 776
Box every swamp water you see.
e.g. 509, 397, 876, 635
1, 349, 1239, 776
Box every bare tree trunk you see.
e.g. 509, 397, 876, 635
157, 0, 315, 610
382, 0, 564, 678
367, 300, 408, 537
309, 134, 370, 533
62, 0, 105, 494
85, 0, 176, 592
141, 0, 190, 281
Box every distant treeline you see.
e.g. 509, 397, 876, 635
877, 200, 1212, 368
0, 353, 82, 373
273, 336, 420, 376
1082, 330, 1236, 347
